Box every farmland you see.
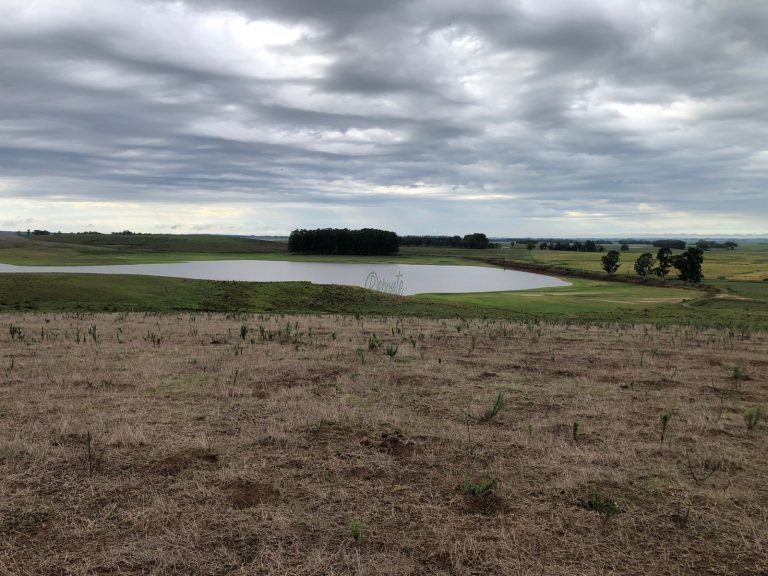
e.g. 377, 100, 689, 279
1, 235, 768, 330
1, 312, 766, 574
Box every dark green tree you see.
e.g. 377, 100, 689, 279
652, 239, 686, 250
399, 235, 462, 247
601, 250, 621, 275
288, 228, 398, 255
634, 252, 655, 277
461, 233, 490, 249
620, 243, 629, 252
654, 247, 672, 278
671, 246, 704, 283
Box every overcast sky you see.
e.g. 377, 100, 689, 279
1, 0, 766, 236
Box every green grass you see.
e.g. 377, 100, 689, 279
0, 234, 286, 265
25, 232, 286, 253
1, 273, 766, 329
506, 243, 768, 282
419, 278, 698, 312
2, 234, 767, 328
418, 278, 768, 328
0, 273, 497, 318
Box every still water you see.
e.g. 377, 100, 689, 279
0, 260, 570, 295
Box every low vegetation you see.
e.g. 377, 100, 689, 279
1, 313, 765, 574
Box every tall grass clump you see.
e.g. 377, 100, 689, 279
473, 392, 507, 423
744, 405, 765, 431
660, 410, 673, 451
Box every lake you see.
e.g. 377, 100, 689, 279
0, 260, 570, 295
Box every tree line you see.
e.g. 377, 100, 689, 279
538, 240, 603, 252
399, 233, 495, 249
399, 235, 464, 247
288, 228, 399, 255
289, 229, 499, 255
519, 238, 738, 253
695, 239, 738, 250
601, 246, 705, 283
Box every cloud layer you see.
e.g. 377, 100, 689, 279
1, 0, 766, 235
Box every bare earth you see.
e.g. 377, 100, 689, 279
1, 313, 766, 575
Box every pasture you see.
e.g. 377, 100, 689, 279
1, 312, 766, 574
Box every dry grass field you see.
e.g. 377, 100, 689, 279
1, 313, 767, 575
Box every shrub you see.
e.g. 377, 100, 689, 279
587, 492, 621, 521
474, 392, 506, 423
349, 519, 364, 544
461, 476, 498, 497
744, 405, 765, 431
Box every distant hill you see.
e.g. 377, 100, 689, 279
236, 235, 289, 242
29, 233, 288, 254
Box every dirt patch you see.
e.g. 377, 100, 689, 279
225, 479, 280, 509
378, 430, 416, 457
551, 368, 579, 378
0, 509, 51, 536
461, 492, 506, 515
308, 366, 345, 385
360, 430, 416, 458
151, 448, 219, 475
345, 465, 387, 481
306, 420, 360, 444
390, 372, 432, 387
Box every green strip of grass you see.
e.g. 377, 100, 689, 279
1, 273, 766, 330
0, 274, 494, 318
418, 278, 768, 329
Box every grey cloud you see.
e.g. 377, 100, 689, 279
0, 0, 766, 235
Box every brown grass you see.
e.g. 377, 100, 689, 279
1, 312, 767, 575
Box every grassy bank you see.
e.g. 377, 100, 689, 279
420, 278, 768, 329
1, 313, 766, 574
1, 273, 766, 330
0, 274, 477, 317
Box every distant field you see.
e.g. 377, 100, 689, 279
1, 273, 766, 330
4, 235, 766, 282
2, 313, 766, 574
1, 235, 767, 327
507, 242, 768, 282
420, 278, 698, 318
0, 234, 287, 265
0, 235, 481, 267
23, 232, 287, 253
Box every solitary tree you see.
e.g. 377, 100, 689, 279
634, 252, 655, 277
601, 250, 621, 275
671, 247, 704, 283
654, 247, 673, 278
620, 243, 629, 252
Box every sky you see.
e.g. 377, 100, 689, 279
1, 0, 766, 237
